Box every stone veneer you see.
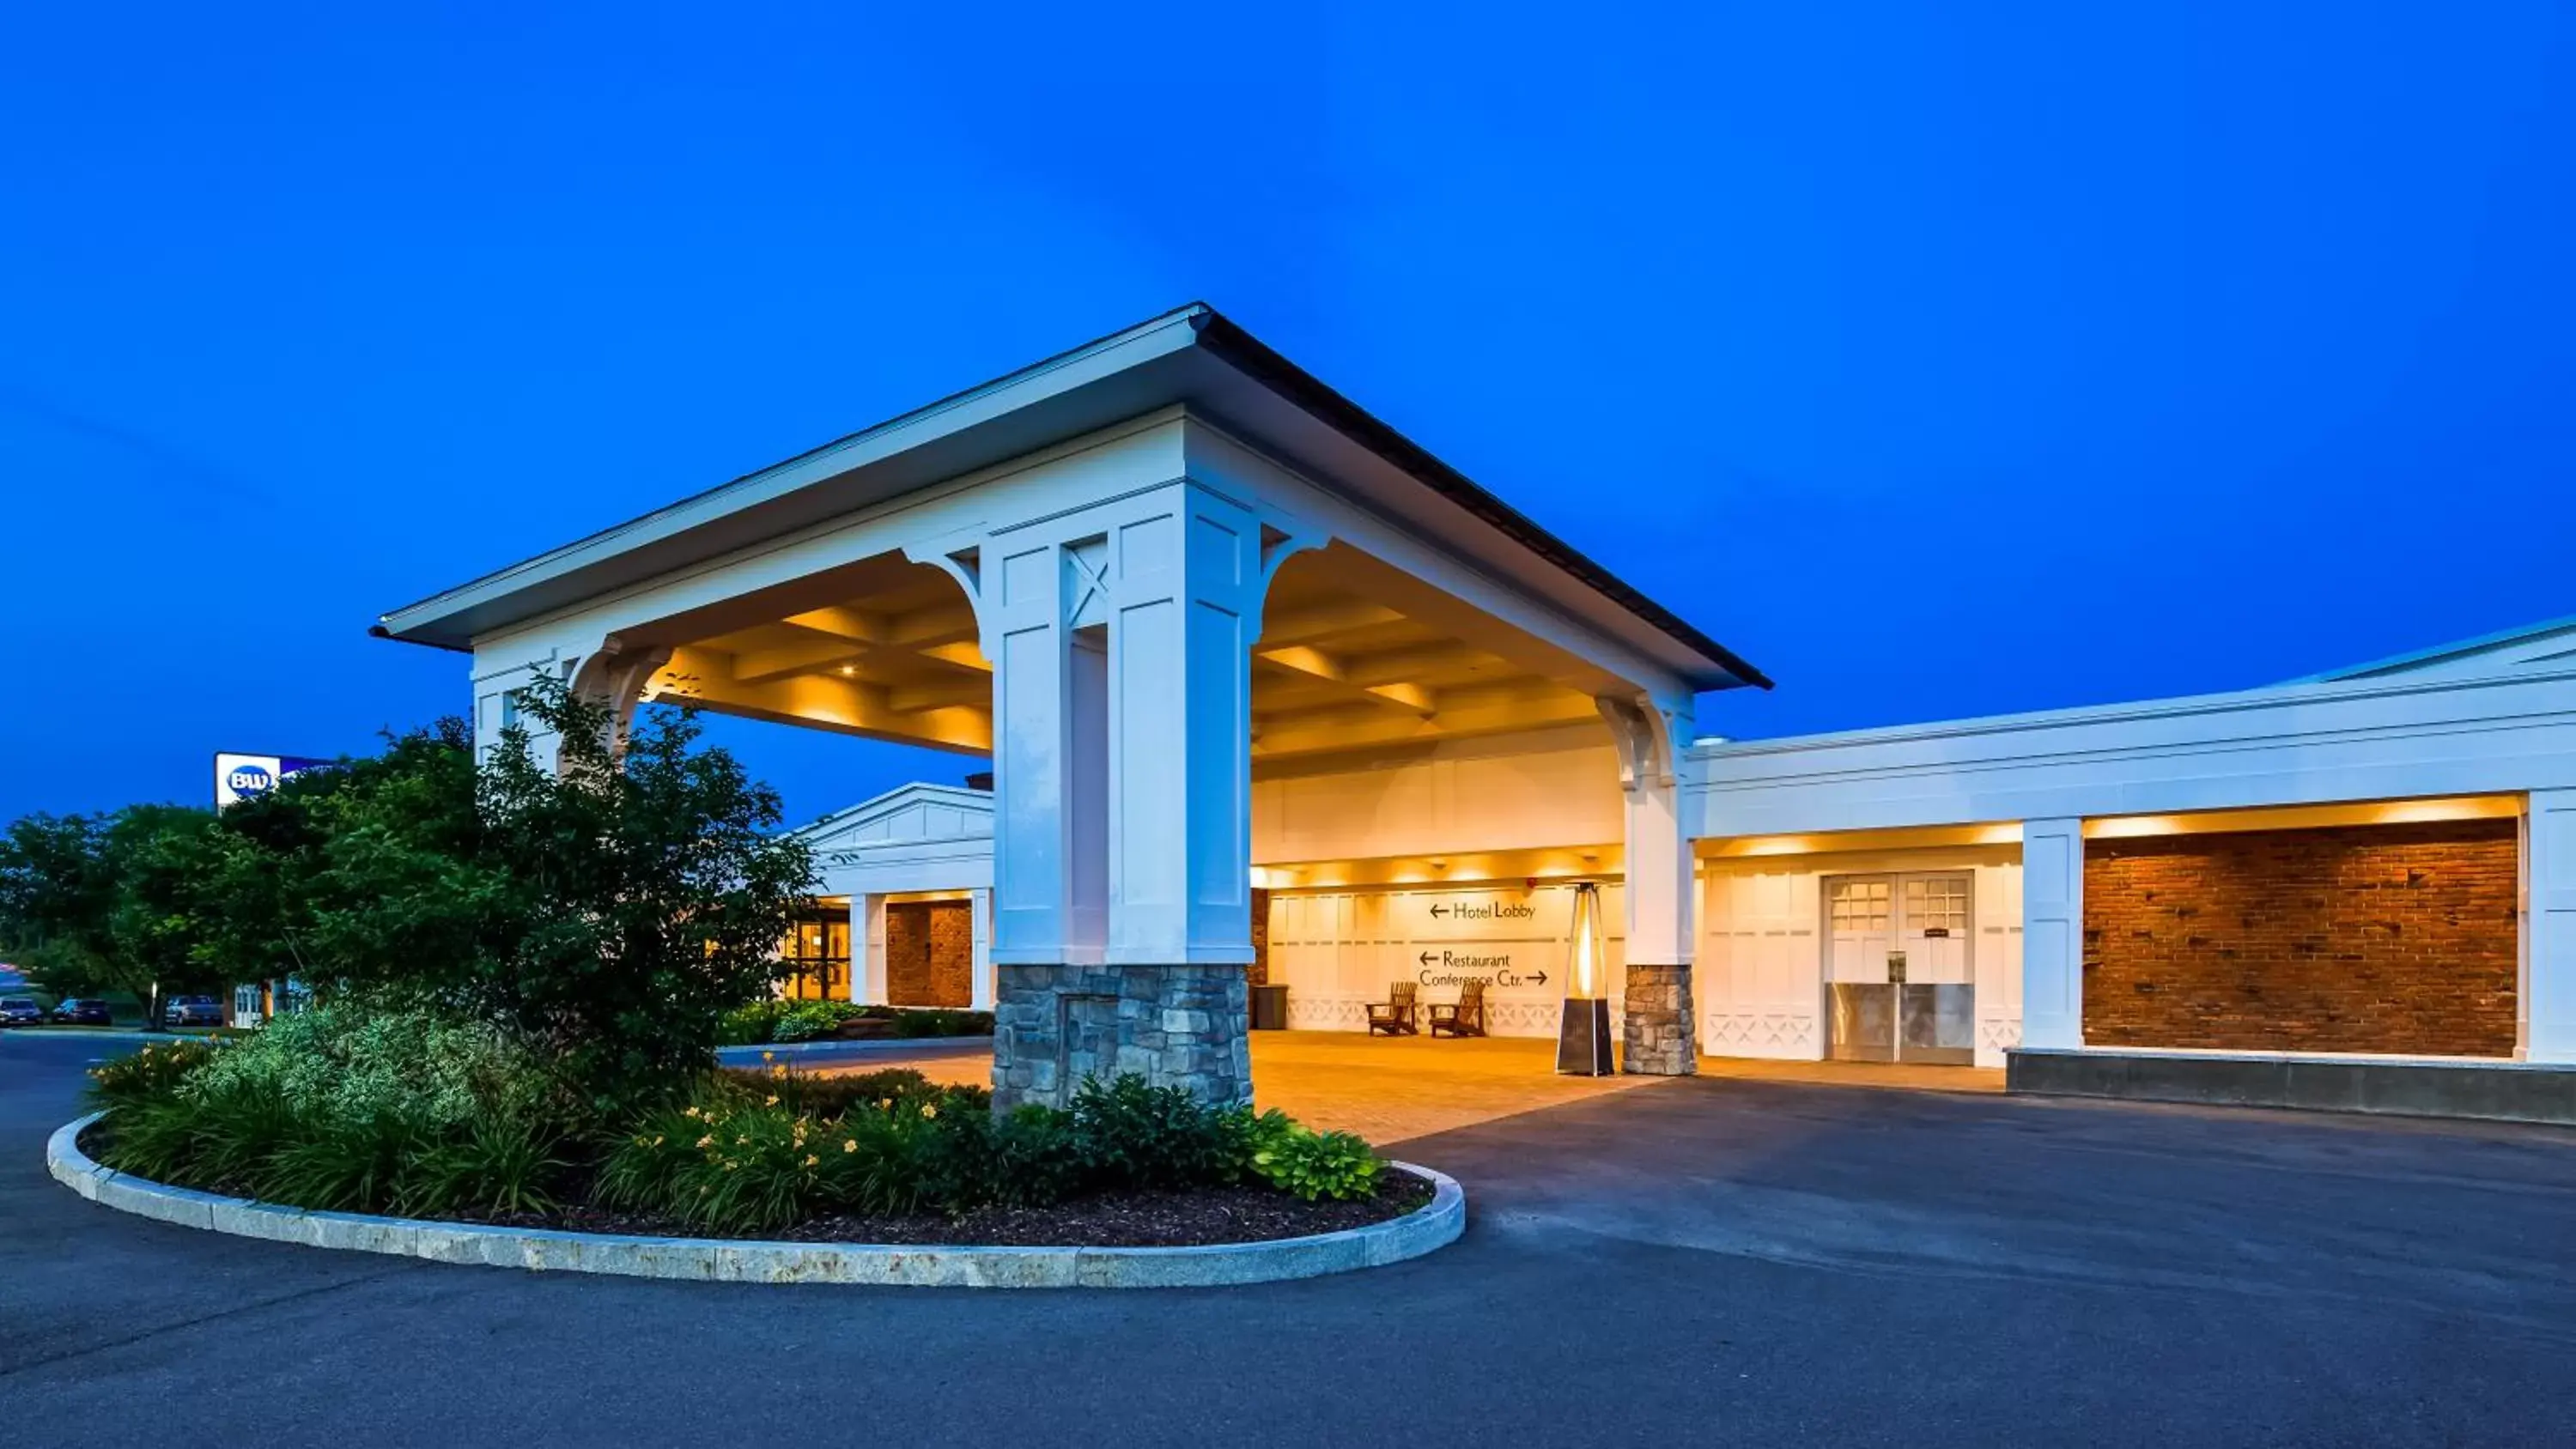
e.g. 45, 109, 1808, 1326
1621, 963, 1698, 1076
991, 963, 1252, 1111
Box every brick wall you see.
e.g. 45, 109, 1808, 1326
1249, 887, 1271, 987
2083, 819, 2519, 1057
885, 900, 974, 1007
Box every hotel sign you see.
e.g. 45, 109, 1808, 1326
214, 751, 333, 809
1389, 886, 1610, 996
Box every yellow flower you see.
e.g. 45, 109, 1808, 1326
723, 1161, 738, 1172
764, 1094, 780, 1107
770, 1064, 786, 1078
695, 1135, 714, 1149
683, 1106, 700, 1119
761, 1051, 775, 1062
802, 1154, 818, 1167
841, 1139, 857, 1154
920, 1103, 937, 1120
651, 1136, 665, 1148
878, 1098, 892, 1112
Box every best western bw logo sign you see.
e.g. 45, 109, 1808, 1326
214, 752, 332, 809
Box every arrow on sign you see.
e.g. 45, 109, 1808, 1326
1527, 970, 1549, 985
1428, 904, 1449, 918
1418, 951, 1438, 967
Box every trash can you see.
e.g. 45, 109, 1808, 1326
1249, 984, 1289, 1031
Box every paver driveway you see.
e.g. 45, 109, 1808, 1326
822, 1033, 2000, 1143
6, 1031, 2574, 1447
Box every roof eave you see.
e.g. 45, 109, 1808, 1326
374, 305, 1771, 691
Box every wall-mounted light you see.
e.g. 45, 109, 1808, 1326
1557, 882, 1613, 1076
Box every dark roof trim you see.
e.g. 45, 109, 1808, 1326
1188, 312, 1773, 690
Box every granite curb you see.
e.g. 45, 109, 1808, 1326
46, 1112, 1464, 1288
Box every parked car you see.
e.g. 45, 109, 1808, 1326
50, 998, 113, 1026
163, 995, 225, 1028
0, 996, 45, 1028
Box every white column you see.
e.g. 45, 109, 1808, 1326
1599, 696, 1698, 1075
983, 537, 1109, 967
2526, 791, 2576, 1063
1614, 714, 1696, 968
856, 894, 889, 1005
2020, 817, 2086, 1051
1105, 481, 1261, 967
969, 887, 995, 1011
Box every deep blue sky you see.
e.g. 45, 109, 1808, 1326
4, 3, 2571, 828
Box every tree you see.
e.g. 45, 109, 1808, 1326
0, 804, 233, 1025
286, 682, 814, 1111
2, 684, 811, 1105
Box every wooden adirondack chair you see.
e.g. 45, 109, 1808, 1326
1429, 978, 1487, 1039
1365, 980, 1420, 1035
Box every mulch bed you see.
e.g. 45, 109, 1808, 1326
479, 1171, 1435, 1247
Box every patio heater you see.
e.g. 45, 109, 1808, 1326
1556, 882, 1613, 1076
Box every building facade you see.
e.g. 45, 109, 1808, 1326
377, 305, 2576, 1112
809, 618, 2576, 1079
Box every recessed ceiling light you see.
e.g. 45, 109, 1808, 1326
839, 664, 855, 676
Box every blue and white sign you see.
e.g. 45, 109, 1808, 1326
214, 751, 331, 809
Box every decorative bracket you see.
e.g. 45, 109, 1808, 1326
1595, 694, 1686, 792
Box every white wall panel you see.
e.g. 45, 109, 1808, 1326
1253, 728, 1623, 864
1269, 882, 1624, 1038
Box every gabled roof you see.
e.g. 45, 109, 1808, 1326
2291, 615, 2576, 684
374, 304, 1767, 692
791, 782, 992, 852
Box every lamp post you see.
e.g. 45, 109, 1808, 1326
1557, 882, 1613, 1076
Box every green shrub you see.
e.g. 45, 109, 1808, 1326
734, 1065, 939, 1119
253, 1110, 430, 1213
714, 1001, 783, 1046
398, 1115, 568, 1217
773, 1000, 867, 1043
1247, 1122, 1382, 1202
93, 1094, 204, 1185
179, 1075, 307, 1191
88, 1003, 574, 1216
83, 1038, 221, 1110
592, 1100, 705, 1214
1066, 1075, 1238, 1191
185, 1004, 559, 1131
941, 1101, 1081, 1209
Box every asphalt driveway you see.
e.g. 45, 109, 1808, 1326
5, 1032, 2574, 1447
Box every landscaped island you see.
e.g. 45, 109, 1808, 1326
81, 1014, 1416, 1246
15, 677, 1427, 1257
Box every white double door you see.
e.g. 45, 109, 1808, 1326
1825, 872, 1974, 1063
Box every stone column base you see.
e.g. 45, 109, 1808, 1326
990, 962, 1252, 1112
1622, 962, 1698, 1076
